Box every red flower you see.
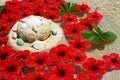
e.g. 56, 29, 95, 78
0, 36, 8, 45
15, 50, 30, 63
47, 4, 60, 13
0, 25, 10, 36
87, 12, 103, 21
48, 63, 74, 80
76, 72, 98, 80
103, 53, 120, 69
50, 44, 71, 62
1, 13, 18, 28
82, 58, 106, 76
71, 51, 87, 64
62, 14, 78, 24
44, 12, 59, 20
23, 72, 49, 80
79, 19, 95, 30
0, 71, 8, 80
53, 0, 65, 4
64, 24, 81, 36
76, 4, 90, 13
23, 0, 37, 3
19, 9, 32, 18
69, 38, 91, 52
33, 9, 45, 16
17, 2, 31, 11
26, 52, 52, 71
0, 46, 16, 63
0, 59, 23, 75
6, 0, 20, 8
44, 0, 55, 4
0, 71, 23, 80
36, 2, 46, 10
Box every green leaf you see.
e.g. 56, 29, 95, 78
102, 31, 117, 41
81, 30, 101, 43
64, 2, 70, 12
70, 3, 77, 11
59, 2, 78, 14
81, 30, 95, 39
0, 5, 5, 14
88, 34, 101, 43
59, 11, 67, 15
59, 4, 66, 12
70, 10, 79, 14
92, 25, 103, 34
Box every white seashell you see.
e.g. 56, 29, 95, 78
25, 16, 42, 27
20, 23, 27, 29
12, 33, 17, 39
32, 41, 45, 50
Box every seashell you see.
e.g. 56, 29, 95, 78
32, 41, 45, 50
25, 15, 43, 27
12, 33, 17, 39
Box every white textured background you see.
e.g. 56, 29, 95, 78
1, 0, 120, 80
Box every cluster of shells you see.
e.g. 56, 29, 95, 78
8, 16, 68, 52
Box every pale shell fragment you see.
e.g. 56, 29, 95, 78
32, 41, 45, 50
12, 33, 17, 39
25, 16, 43, 27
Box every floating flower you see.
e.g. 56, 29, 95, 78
87, 12, 103, 21
48, 63, 74, 80
79, 19, 95, 30
6, 0, 20, 8
47, 4, 60, 13
82, 58, 106, 76
0, 58, 23, 75
50, 44, 71, 62
61, 14, 78, 24
69, 38, 91, 52
17, 2, 31, 11
19, 9, 32, 18
0, 25, 10, 36
71, 51, 87, 64
103, 53, 120, 70
36, 2, 46, 10
0, 72, 23, 80
54, 0, 65, 4
44, 12, 59, 20
23, 72, 49, 80
0, 46, 16, 63
15, 50, 30, 63
76, 4, 90, 13
1, 13, 18, 28
0, 71, 8, 80
0, 36, 8, 45
63, 24, 81, 36
33, 9, 45, 16
26, 52, 52, 71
